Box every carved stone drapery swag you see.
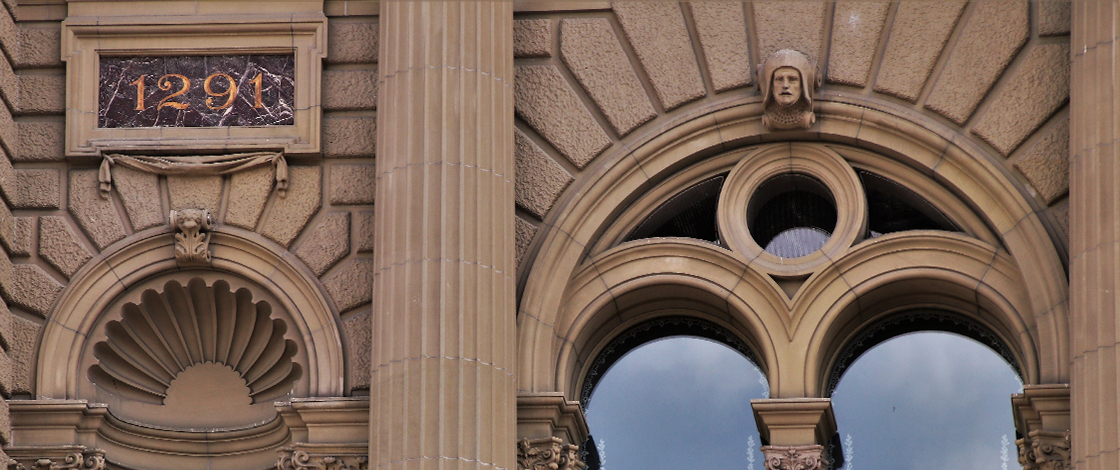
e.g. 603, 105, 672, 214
98, 151, 289, 199
517, 437, 586, 470
1017, 430, 1071, 470
761, 445, 826, 470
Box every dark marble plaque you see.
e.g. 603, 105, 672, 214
99, 55, 295, 128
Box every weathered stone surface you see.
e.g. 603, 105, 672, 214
355, 210, 374, 253
1048, 199, 1069, 242
7, 314, 37, 395
875, 2, 966, 101
926, 0, 1029, 125
0, 388, 9, 440
612, 2, 705, 110
0, 250, 10, 301
225, 165, 274, 230
323, 116, 376, 158
323, 68, 378, 111
328, 20, 378, 64
167, 175, 222, 215
342, 309, 371, 391
515, 215, 537, 269
514, 65, 611, 169
260, 166, 321, 247
0, 301, 10, 357
515, 18, 552, 58
69, 170, 127, 250
973, 43, 1069, 156
0, 202, 11, 253
1038, 1, 1071, 37
322, 257, 373, 312
0, 50, 16, 108
1014, 117, 1070, 205
14, 168, 59, 209
329, 164, 376, 205
17, 24, 62, 68
10, 217, 30, 257
515, 129, 572, 219
828, 2, 890, 87
17, 73, 64, 114
295, 211, 350, 276
559, 18, 655, 136
6, 264, 63, 317
0, 7, 14, 62
111, 166, 163, 231
0, 348, 11, 398
0, 148, 14, 203
38, 216, 93, 279
754, 1, 825, 64
690, 2, 752, 91
15, 121, 64, 162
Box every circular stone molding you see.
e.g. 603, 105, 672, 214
718, 143, 867, 275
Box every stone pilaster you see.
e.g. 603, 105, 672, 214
374, 3, 515, 470
751, 399, 836, 470
1070, 2, 1119, 469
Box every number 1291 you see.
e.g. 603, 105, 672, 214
130, 73, 265, 111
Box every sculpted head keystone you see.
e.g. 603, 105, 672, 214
758, 49, 818, 130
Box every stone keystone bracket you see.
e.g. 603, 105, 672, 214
757, 49, 820, 131
517, 437, 586, 470
170, 209, 214, 267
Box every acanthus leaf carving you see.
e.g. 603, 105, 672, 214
277, 449, 368, 470
170, 209, 214, 266
517, 437, 586, 470
7, 449, 106, 470
1017, 430, 1070, 470
761, 445, 825, 470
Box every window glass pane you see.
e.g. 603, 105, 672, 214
586, 337, 769, 470
831, 331, 1023, 470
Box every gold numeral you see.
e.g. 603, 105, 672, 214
157, 74, 191, 110
204, 73, 238, 110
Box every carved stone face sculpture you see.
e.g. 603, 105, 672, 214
758, 49, 818, 130
771, 67, 802, 107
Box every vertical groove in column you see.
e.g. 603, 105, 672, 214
374, 2, 516, 470
1070, 1, 1120, 468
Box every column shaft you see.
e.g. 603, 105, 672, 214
374, 3, 515, 470
1070, 2, 1120, 469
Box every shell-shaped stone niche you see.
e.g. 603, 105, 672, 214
88, 278, 302, 405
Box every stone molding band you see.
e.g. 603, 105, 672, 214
6, 448, 106, 470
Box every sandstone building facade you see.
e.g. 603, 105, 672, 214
0, 0, 1109, 469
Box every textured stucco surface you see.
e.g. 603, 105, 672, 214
690, 2, 752, 92
514, 129, 573, 219
295, 211, 351, 276
1014, 118, 1070, 205
323, 258, 373, 312
874, 2, 965, 101
224, 165, 275, 230
68, 170, 126, 250
612, 2, 705, 110
260, 166, 322, 247
560, 17, 655, 136
828, 2, 890, 87
973, 43, 1070, 156
515, 18, 552, 58
754, 1, 825, 64
111, 166, 163, 231
167, 175, 222, 215
514, 65, 611, 169
37, 216, 92, 279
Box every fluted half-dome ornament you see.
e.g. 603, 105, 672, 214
89, 278, 302, 405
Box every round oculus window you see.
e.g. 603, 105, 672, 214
747, 174, 837, 258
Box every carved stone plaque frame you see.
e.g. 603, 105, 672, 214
62, 13, 326, 156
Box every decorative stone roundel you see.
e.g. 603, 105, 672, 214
88, 278, 302, 405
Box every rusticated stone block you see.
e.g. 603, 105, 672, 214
1047, 199, 1069, 242
559, 18, 656, 136
69, 170, 127, 250
295, 211, 351, 276
8, 314, 37, 395
1038, 1, 1071, 37
515, 215, 537, 269
0, 105, 15, 159
754, 1, 825, 64
1013, 117, 1070, 205
16, 121, 64, 162
973, 44, 1069, 156
167, 175, 222, 215
10, 217, 30, 257
0, 250, 10, 300
515, 129, 572, 219
926, 0, 1029, 125
0, 201, 12, 253
323, 116, 376, 158
17, 24, 62, 68
225, 165, 274, 230
514, 65, 610, 169
343, 309, 371, 391
38, 216, 93, 279
611, 2, 705, 110
13, 168, 59, 209
18, 73, 64, 114
0, 348, 11, 398
354, 210, 374, 253
0, 147, 14, 203
328, 164, 376, 205
6, 263, 63, 317
875, 2, 966, 101
322, 258, 373, 312
0, 7, 14, 61
111, 166, 163, 231
0, 53, 16, 108
0, 390, 9, 441
828, 2, 890, 87
327, 20, 378, 64
323, 68, 378, 111
260, 166, 321, 247
690, 2, 752, 91
515, 18, 552, 58
0, 301, 9, 356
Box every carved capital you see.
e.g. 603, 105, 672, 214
277, 449, 368, 470
1017, 430, 1070, 470
170, 209, 214, 266
761, 445, 826, 470
7, 449, 106, 470
517, 437, 586, 470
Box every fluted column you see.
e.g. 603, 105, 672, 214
374, 3, 515, 470
1070, 2, 1120, 470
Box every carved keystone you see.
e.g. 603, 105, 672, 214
170, 209, 213, 267
757, 49, 819, 131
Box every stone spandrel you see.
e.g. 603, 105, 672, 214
98, 55, 295, 128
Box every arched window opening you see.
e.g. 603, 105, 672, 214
857, 170, 959, 238
829, 328, 1023, 470
747, 174, 837, 258
626, 174, 725, 244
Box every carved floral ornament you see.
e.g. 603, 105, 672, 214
757, 49, 819, 131
761, 445, 826, 470
1017, 431, 1070, 470
97, 151, 289, 199
7, 449, 106, 470
277, 449, 369, 470
170, 208, 214, 266
516, 437, 585, 470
